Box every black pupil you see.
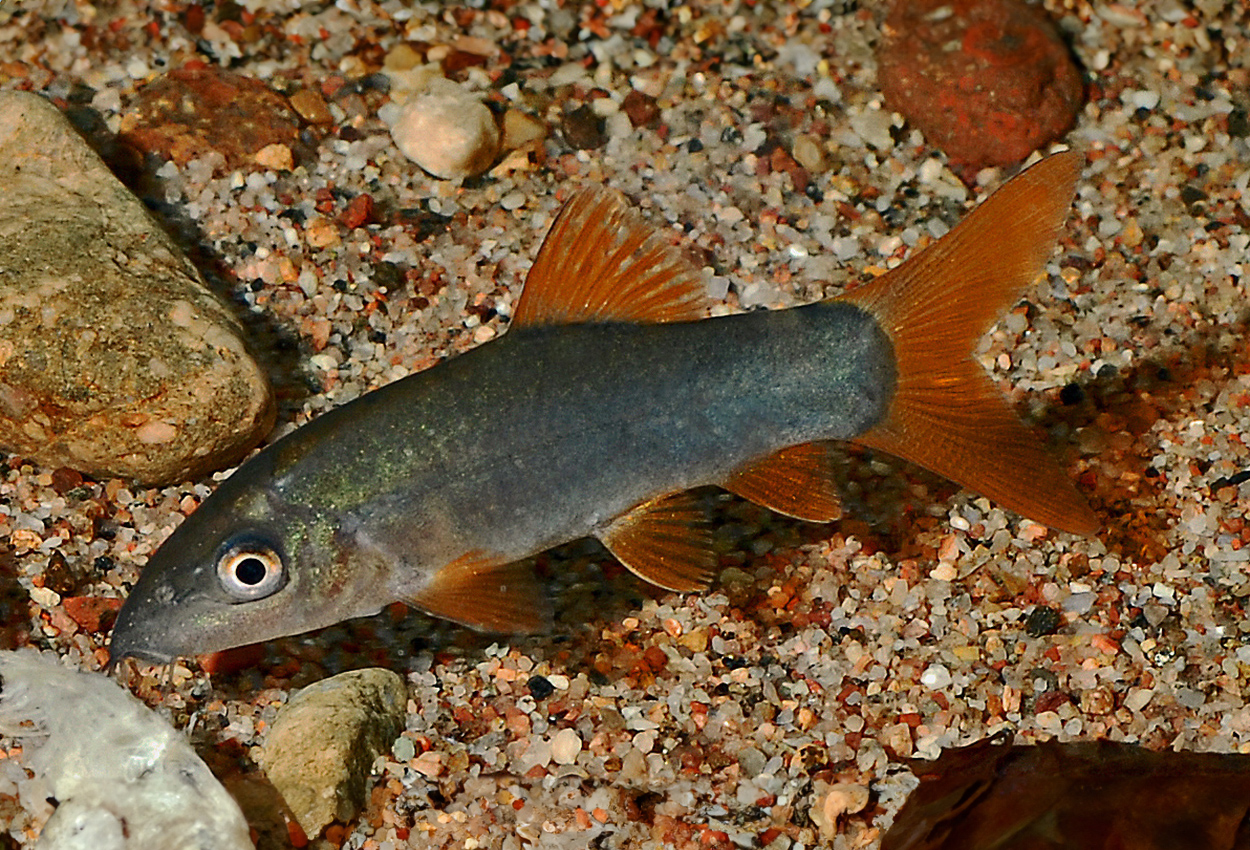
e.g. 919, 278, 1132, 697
235, 556, 269, 586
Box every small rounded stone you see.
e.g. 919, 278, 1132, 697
390, 78, 500, 179
877, 0, 1084, 178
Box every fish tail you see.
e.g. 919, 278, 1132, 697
837, 151, 1099, 535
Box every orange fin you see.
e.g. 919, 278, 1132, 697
598, 491, 715, 592
725, 442, 843, 522
838, 151, 1099, 536
406, 550, 551, 633
511, 185, 708, 328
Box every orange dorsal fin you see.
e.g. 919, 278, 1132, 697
598, 491, 716, 592
511, 185, 709, 327
724, 442, 843, 522
837, 151, 1100, 536
406, 550, 551, 634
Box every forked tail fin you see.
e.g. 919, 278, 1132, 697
837, 151, 1099, 535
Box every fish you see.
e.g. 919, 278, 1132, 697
108, 151, 1098, 664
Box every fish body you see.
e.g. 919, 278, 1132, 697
110, 152, 1098, 663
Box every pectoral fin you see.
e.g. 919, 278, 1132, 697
405, 550, 551, 634
598, 492, 716, 592
724, 442, 843, 522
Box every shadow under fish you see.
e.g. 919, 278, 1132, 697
109, 151, 1099, 664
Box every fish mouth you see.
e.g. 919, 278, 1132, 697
107, 601, 176, 665
107, 640, 174, 666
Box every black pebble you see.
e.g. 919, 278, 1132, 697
1024, 606, 1061, 637
527, 674, 555, 699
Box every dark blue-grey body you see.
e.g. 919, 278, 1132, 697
265, 300, 893, 574
109, 299, 893, 661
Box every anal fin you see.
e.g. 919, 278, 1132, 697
724, 442, 843, 522
598, 491, 715, 593
406, 550, 551, 634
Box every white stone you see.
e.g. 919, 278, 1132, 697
0, 651, 251, 850
550, 728, 582, 765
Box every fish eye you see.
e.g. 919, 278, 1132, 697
217, 539, 286, 601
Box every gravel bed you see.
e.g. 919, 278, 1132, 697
1, 1, 1248, 848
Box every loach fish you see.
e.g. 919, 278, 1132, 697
109, 151, 1098, 664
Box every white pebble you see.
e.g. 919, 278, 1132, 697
389, 78, 500, 179
920, 664, 952, 689
550, 728, 582, 765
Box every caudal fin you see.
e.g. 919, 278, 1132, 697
837, 151, 1099, 536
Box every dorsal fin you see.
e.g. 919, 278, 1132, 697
837, 151, 1099, 535
405, 550, 551, 634
724, 442, 843, 523
597, 491, 716, 592
511, 185, 709, 328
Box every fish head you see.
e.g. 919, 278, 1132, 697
109, 459, 391, 664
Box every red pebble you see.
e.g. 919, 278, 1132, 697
61, 596, 122, 633
338, 193, 374, 229
120, 65, 302, 174
199, 641, 266, 674
877, 0, 1084, 179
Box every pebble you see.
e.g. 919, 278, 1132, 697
876, 0, 1083, 177
288, 87, 334, 126
60, 596, 122, 633
119, 65, 304, 174
261, 668, 407, 840
550, 728, 583, 765
252, 142, 293, 171
0, 91, 274, 484
921, 664, 953, 689
501, 108, 547, 152
561, 103, 608, 150
812, 782, 870, 837
389, 77, 500, 179
621, 89, 661, 128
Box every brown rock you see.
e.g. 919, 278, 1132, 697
877, 0, 1084, 179
338, 193, 375, 229
621, 89, 660, 128
561, 103, 607, 150
288, 87, 334, 126
884, 737, 1250, 850
0, 91, 274, 484
119, 64, 303, 173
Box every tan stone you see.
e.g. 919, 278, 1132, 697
261, 668, 407, 839
0, 91, 273, 484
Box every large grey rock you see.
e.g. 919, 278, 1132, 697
261, 668, 407, 839
0, 91, 273, 484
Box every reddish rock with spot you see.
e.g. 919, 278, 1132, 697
120, 64, 303, 173
62, 596, 123, 633
877, 0, 1084, 179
